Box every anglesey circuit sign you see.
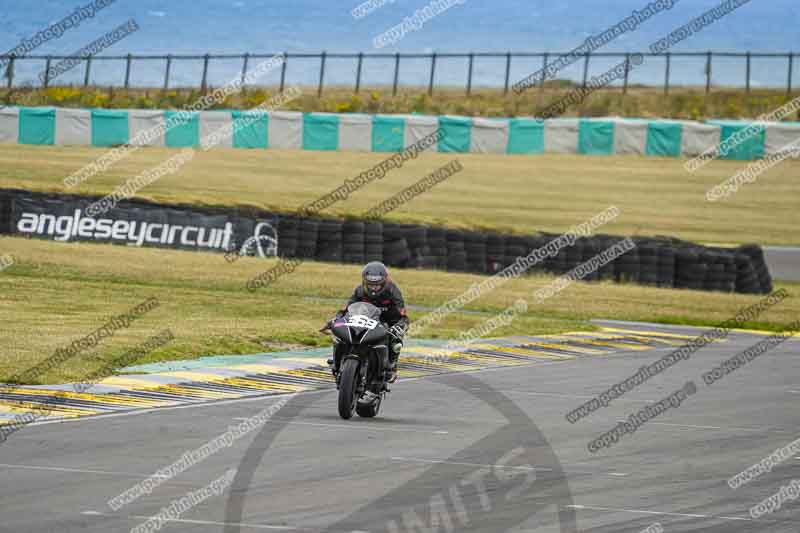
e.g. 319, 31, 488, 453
16, 209, 236, 250
7, 191, 278, 257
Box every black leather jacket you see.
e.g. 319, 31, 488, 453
336, 281, 410, 338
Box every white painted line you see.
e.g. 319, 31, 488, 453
14, 389, 322, 429
510, 390, 657, 403
565, 504, 753, 521
616, 419, 721, 430
81, 510, 295, 530
269, 418, 453, 435
389, 456, 630, 478
0, 463, 170, 478
391, 456, 540, 471
614, 420, 775, 432
788, 390, 800, 394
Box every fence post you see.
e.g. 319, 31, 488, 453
623, 53, 630, 95
745, 51, 751, 93
705, 51, 712, 94
392, 53, 400, 96
318, 51, 327, 97
240, 53, 249, 87
428, 53, 437, 96
83, 56, 92, 87
355, 52, 363, 94
540, 53, 549, 95
582, 52, 590, 88
201, 53, 210, 93
6, 56, 14, 89
503, 52, 511, 95
466, 52, 474, 96
788, 53, 794, 95
279, 52, 287, 92
124, 53, 132, 89
664, 52, 671, 95
43, 56, 52, 88
6, 54, 17, 90
164, 54, 172, 90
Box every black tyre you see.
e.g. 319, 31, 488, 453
384, 238, 411, 266
383, 223, 406, 241
277, 241, 298, 258
0, 191, 12, 234
343, 253, 366, 264
657, 245, 676, 288
565, 240, 583, 269
338, 358, 360, 420
296, 219, 319, 259
365, 243, 384, 262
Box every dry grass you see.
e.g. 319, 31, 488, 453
4, 84, 799, 121
1, 236, 798, 384
0, 144, 797, 245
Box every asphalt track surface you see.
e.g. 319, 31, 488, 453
1, 322, 798, 533
764, 247, 800, 282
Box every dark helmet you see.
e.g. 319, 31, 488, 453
362, 261, 389, 297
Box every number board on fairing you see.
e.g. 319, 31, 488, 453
344, 315, 379, 329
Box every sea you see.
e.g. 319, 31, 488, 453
1, 0, 798, 89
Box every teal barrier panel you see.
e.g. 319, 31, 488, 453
372, 116, 404, 152
303, 113, 339, 151
507, 118, 544, 154
646, 121, 683, 157
710, 120, 766, 161
18, 107, 55, 145
232, 111, 268, 149
164, 111, 199, 147
578, 119, 615, 155
91, 109, 129, 147
438, 116, 471, 152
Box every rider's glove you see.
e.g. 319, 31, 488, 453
387, 326, 404, 354
388, 324, 405, 340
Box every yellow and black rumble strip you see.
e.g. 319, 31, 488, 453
0, 328, 712, 427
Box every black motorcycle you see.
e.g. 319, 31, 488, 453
322, 302, 393, 420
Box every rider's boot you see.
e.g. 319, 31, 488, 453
386, 347, 399, 383
329, 344, 343, 376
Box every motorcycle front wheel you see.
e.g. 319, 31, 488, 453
338, 358, 360, 420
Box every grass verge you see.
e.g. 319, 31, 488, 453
1, 145, 798, 245
1, 236, 797, 385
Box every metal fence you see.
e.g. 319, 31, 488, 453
2, 51, 797, 97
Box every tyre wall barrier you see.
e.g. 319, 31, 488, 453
0, 188, 772, 294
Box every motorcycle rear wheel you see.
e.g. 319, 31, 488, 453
338, 358, 360, 420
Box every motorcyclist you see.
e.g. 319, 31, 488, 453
326, 261, 409, 383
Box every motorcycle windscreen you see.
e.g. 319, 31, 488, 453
346, 302, 381, 320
